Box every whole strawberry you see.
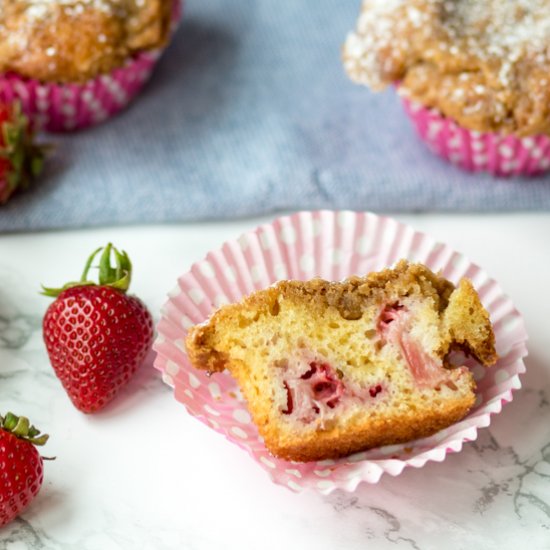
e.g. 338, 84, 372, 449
42, 244, 154, 413
0, 101, 44, 204
0, 412, 49, 527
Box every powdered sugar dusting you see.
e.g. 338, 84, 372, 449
442, 0, 550, 86
0, 0, 181, 85
343, 0, 413, 90
0, 0, 129, 66
24, 0, 121, 17
344, 0, 550, 88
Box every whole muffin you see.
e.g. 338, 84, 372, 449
343, 0, 550, 176
0, 0, 179, 131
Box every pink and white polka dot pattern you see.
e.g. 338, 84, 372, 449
402, 98, 550, 176
0, 1, 182, 132
154, 211, 528, 494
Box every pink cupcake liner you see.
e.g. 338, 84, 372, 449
402, 97, 550, 176
0, 1, 182, 132
154, 210, 528, 494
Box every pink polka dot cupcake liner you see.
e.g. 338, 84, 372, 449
402, 97, 550, 177
154, 210, 527, 494
0, 1, 182, 132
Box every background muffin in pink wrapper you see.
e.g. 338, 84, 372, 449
401, 97, 550, 177
343, 2, 550, 177
0, 0, 182, 133
153, 210, 528, 494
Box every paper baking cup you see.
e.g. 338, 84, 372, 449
0, 1, 182, 132
402, 97, 550, 176
154, 211, 527, 494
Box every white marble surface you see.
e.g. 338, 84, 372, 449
1, 213, 549, 550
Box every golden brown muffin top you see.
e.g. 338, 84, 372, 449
0, 0, 173, 83
187, 260, 497, 375
343, 0, 550, 136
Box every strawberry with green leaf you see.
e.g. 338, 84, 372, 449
42, 244, 154, 413
0, 412, 49, 527
0, 102, 44, 204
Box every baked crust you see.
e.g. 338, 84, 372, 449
0, 0, 173, 83
343, 0, 550, 136
264, 395, 475, 462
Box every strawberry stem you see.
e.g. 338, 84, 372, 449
42, 243, 133, 297
0, 412, 49, 446
99, 243, 115, 285
98, 243, 132, 289
80, 247, 102, 282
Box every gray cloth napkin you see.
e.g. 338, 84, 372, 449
1, 0, 550, 232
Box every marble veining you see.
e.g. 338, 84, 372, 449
3, 517, 53, 548
322, 378, 550, 549
0, 312, 37, 350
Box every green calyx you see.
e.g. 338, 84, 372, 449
41, 243, 133, 298
0, 412, 49, 446
0, 102, 45, 204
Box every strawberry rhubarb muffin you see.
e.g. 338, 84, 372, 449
186, 261, 497, 462
0, 0, 180, 131
343, 0, 550, 176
